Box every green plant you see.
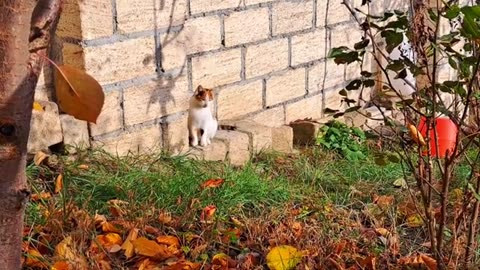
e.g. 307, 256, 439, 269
316, 120, 366, 161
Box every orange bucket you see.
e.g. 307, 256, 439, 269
418, 117, 458, 158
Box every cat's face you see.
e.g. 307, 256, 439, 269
193, 85, 214, 108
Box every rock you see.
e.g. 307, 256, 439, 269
289, 120, 321, 146
271, 125, 294, 153
60, 114, 90, 152
28, 101, 63, 154
216, 130, 250, 166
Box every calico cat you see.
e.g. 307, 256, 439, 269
188, 85, 218, 147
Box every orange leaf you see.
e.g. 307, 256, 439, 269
420, 254, 437, 270
212, 253, 235, 268
164, 260, 201, 270
25, 248, 47, 269
34, 151, 49, 166
158, 211, 173, 225
54, 64, 104, 123
54, 174, 63, 194
31, 191, 52, 202
132, 237, 171, 260
372, 194, 394, 209
51, 261, 71, 270
408, 123, 426, 146
101, 222, 122, 234
201, 178, 225, 189
200, 205, 216, 223
78, 164, 89, 170
96, 233, 123, 249
121, 228, 139, 259
156, 235, 180, 248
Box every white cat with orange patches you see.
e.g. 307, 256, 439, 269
188, 85, 218, 147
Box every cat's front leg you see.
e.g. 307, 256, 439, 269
199, 132, 208, 147
189, 126, 198, 147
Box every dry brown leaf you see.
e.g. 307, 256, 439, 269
164, 260, 201, 270
132, 237, 171, 260
158, 211, 173, 225
54, 64, 104, 123
31, 191, 52, 202
78, 164, 89, 170
420, 254, 437, 270
121, 228, 139, 259
101, 222, 122, 234
200, 178, 225, 189
200, 205, 216, 223
54, 174, 63, 194
34, 151, 49, 166
54, 236, 88, 269
372, 194, 394, 209
96, 233, 123, 249
406, 214, 424, 228
156, 235, 180, 248
356, 255, 376, 270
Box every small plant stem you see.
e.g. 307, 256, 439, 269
465, 175, 480, 266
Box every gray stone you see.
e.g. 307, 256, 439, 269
28, 101, 63, 153
60, 114, 90, 152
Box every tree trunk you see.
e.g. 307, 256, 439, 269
0, 1, 61, 269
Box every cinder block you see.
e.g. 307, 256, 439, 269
308, 60, 344, 94
57, 0, 113, 39
317, 0, 352, 26
60, 114, 90, 150
248, 106, 285, 128
116, 0, 187, 34
89, 90, 123, 137
245, 39, 289, 79
217, 81, 263, 121
62, 43, 85, 69
291, 30, 326, 66
190, 0, 239, 14
163, 114, 189, 155
192, 49, 241, 88
324, 88, 345, 111
28, 101, 63, 154
266, 69, 306, 107
271, 125, 294, 153
285, 94, 323, 123
221, 120, 272, 152
91, 125, 162, 156
159, 16, 222, 70
123, 75, 190, 126
330, 23, 363, 49
215, 130, 250, 166
83, 37, 155, 85
189, 139, 228, 162
245, 0, 271, 4
224, 8, 269, 47
272, 0, 314, 35
290, 120, 321, 146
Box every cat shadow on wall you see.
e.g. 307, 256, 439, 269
148, 0, 188, 153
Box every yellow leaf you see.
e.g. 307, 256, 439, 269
54, 236, 76, 260
96, 233, 123, 249
31, 191, 52, 202
407, 214, 424, 228
54, 174, 63, 194
54, 64, 104, 123
34, 151, 49, 166
78, 164, 89, 170
266, 245, 303, 270
132, 237, 171, 260
408, 123, 426, 146
121, 228, 139, 259
33, 101, 45, 112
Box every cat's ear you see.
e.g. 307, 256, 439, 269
195, 85, 205, 94
207, 89, 214, 101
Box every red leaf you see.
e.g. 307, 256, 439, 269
201, 178, 225, 189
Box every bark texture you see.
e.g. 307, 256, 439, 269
0, 0, 62, 269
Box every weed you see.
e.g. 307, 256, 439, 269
316, 120, 367, 161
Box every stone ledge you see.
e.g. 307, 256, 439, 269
186, 119, 294, 166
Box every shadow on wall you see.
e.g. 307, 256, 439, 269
150, 0, 188, 154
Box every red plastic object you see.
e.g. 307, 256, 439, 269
418, 117, 458, 158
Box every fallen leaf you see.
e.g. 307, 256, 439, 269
158, 211, 173, 225
200, 205, 216, 223
420, 254, 437, 270
121, 228, 139, 259
25, 248, 47, 269
357, 255, 376, 270
406, 214, 424, 228
212, 253, 236, 268
96, 233, 123, 250
33, 101, 45, 112
34, 151, 49, 166
393, 178, 407, 188
201, 178, 225, 189
375, 228, 390, 237
54, 236, 88, 268
101, 222, 122, 234
78, 164, 89, 170
54, 64, 104, 123
372, 194, 394, 209
164, 260, 201, 270
266, 245, 302, 270
54, 174, 63, 194
156, 235, 180, 248
31, 191, 52, 202
51, 261, 71, 270
132, 237, 171, 260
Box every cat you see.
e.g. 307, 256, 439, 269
188, 85, 218, 147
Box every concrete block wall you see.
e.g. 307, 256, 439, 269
32, 0, 412, 155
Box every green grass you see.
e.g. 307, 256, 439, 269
26, 146, 407, 224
